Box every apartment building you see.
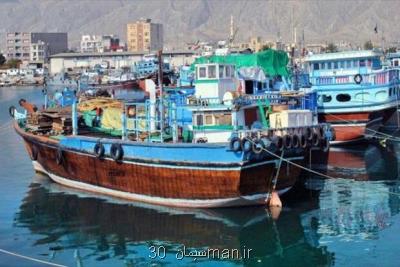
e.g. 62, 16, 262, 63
6, 32, 68, 61
126, 18, 163, 52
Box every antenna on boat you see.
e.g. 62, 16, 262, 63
157, 50, 164, 140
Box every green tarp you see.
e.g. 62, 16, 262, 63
191, 49, 289, 77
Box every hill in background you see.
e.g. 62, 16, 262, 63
0, 0, 399, 51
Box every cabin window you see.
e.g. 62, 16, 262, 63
196, 114, 203, 126
323, 62, 328, 69
353, 60, 359, 67
215, 114, 232, 125
395, 60, 399, 67
205, 114, 213, 125
366, 59, 372, 67
359, 59, 366, 67
338, 61, 342, 69
219, 65, 224, 78
225, 66, 231, 77
313, 63, 319, 70
199, 67, 206, 78
336, 94, 351, 102
322, 95, 332, 102
333, 62, 338, 69
208, 65, 216, 78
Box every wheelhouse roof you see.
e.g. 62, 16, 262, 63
305, 50, 383, 62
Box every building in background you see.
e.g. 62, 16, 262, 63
30, 32, 68, 55
6, 32, 68, 61
80, 35, 103, 53
126, 18, 163, 52
80, 35, 124, 53
30, 41, 48, 62
102, 35, 124, 52
49, 50, 194, 75
6, 32, 31, 61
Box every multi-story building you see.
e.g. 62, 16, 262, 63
102, 35, 123, 52
30, 41, 48, 62
31, 32, 68, 55
6, 32, 68, 61
80, 35, 124, 53
80, 35, 103, 53
126, 18, 163, 52
6, 32, 31, 61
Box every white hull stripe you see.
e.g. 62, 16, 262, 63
32, 161, 291, 208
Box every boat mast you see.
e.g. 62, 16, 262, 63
157, 50, 164, 140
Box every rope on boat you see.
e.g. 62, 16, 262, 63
0, 248, 67, 267
325, 112, 400, 142
244, 137, 400, 197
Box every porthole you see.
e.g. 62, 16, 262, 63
336, 94, 351, 102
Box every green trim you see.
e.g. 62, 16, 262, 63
194, 79, 219, 84
193, 125, 234, 131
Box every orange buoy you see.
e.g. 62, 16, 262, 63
268, 190, 282, 208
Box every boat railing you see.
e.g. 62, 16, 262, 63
122, 99, 178, 142
312, 68, 400, 86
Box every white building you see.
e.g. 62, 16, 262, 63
80, 35, 104, 53
30, 41, 48, 62
49, 51, 195, 75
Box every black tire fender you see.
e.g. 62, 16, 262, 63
110, 143, 124, 161
94, 142, 105, 159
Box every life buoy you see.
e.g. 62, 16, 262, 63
229, 136, 241, 152
354, 74, 362, 84
283, 134, 293, 149
241, 138, 252, 153
110, 143, 123, 161
9, 106, 16, 118
94, 142, 105, 159
56, 148, 64, 165
320, 136, 330, 152
292, 134, 300, 149
251, 138, 264, 154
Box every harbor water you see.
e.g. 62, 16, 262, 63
1, 87, 400, 266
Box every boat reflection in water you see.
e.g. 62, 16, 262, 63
310, 142, 399, 181
302, 142, 400, 266
14, 175, 334, 267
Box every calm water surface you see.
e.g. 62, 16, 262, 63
0, 87, 400, 267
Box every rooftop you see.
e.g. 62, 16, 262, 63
50, 50, 196, 59
305, 50, 383, 62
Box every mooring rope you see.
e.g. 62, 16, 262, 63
0, 248, 67, 267
324, 112, 400, 142
244, 137, 400, 197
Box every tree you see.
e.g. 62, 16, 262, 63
6, 59, 22, 69
385, 47, 397, 53
0, 53, 5, 65
260, 44, 271, 51
325, 43, 338, 53
364, 40, 373, 50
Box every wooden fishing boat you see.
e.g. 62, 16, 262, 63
304, 50, 400, 144
11, 57, 334, 208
